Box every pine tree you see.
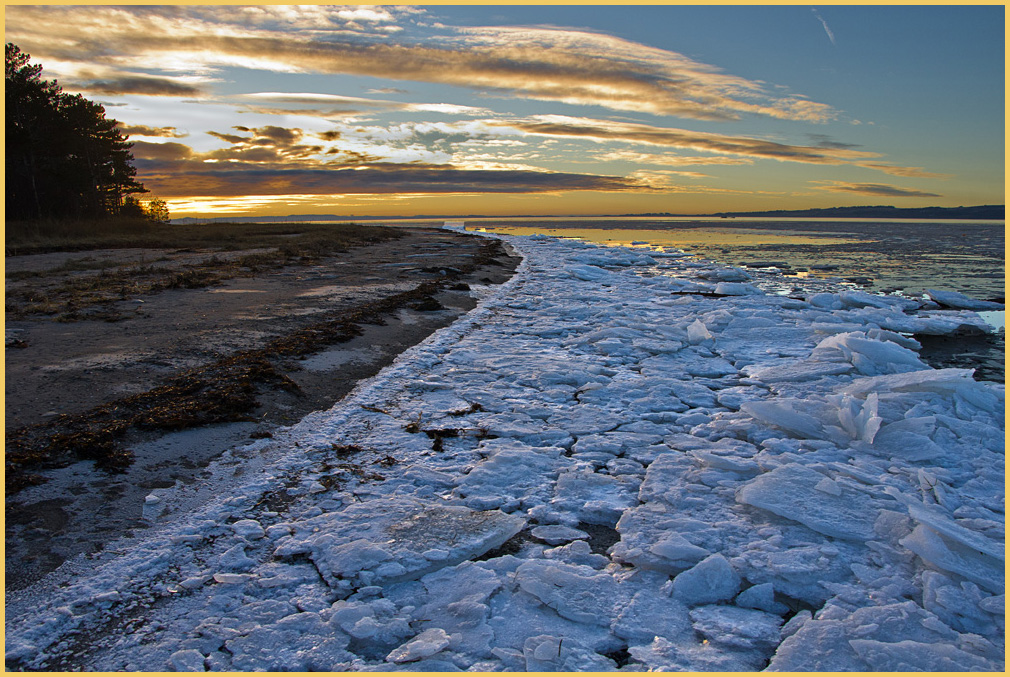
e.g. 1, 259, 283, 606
5, 43, 147, 220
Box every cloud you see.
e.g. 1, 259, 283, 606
74, 76, 205, 97
131, 127, 654, 198
811, 8, 837, 46
595, 150, 755, 167
116, 124, 187, 138
131, 140, 195, 161
854, 163, 953, 179
812, 181, 942, 198
5, 5, 836, 122
806, 133, 860, 150
239, 92, 493, 117
136, 159, 652, 198
498, 115, 879, 164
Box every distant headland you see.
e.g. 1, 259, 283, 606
637, 205, 1005, 220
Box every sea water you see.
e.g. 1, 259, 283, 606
459, 217, 1005, 382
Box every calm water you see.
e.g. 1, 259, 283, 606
449, 217, 1005, 304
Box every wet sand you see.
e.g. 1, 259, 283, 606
5, 227, 521, 591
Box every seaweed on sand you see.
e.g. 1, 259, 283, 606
5, 238, 513, 493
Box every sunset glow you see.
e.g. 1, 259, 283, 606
6, 4, 1003, 218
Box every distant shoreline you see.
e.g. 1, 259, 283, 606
171, 204, 1004, 225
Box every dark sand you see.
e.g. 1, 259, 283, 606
5, 227, 520, 591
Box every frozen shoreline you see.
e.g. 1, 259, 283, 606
6, 230, 1004, 671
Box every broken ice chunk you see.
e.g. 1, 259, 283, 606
886, 488, 1004, 594
274, 498, 525, 588
686, 319, 713, 344
219, 544, 256, 572
713, 281, 763, 296
231, 519, 265, 540
740, 400, 825, 439
767, 600, 961, 671
810, 331, 927, 376
530, 524, 589, 545
735, 582, 789, 615
839, 368, 976, 398
169, 649, 207, 672
689, 605, 782, 650
516, 560, 632, 626
671, 553, 740, 606
523, 635, 616, 672
142, 493, 165, 521
849, 639, 998, 672
612, 504, 711, 574
550, 470, 639, 526
650, 533, 712, 565
736, 464, 879, 541
386, 628, 451, 664
900, 525, 1003, 594
698, 266, 751, 281
453, 442, 571, 511
926, 288, 1004, 311
921, 571, 998, 635
612, 587, 692, 643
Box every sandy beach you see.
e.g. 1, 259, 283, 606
5, 226, 520, 591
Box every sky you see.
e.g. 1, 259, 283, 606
4, 4, 1005, 218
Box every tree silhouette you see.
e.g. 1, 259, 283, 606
6, 43, 147, 220
146, 198, 171, 224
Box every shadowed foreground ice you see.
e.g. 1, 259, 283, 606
5, 230, 1004, 671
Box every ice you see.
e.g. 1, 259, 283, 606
5, 231, 1002, 672
698, 267, 751, 282
530, 524, 589, 545
768, 600, 963, 671
837, 289, 921, 311
840, 367, 977, 397
274, 498, 526, 588
231, 519, 265, 540
735, 582, 789, 614
612, 504, 712, 573
810, 331, 928, 375
671, 553, 740, 606
169, 649, 206, 672
225, 612, 352, 671
900, 525, 1004, 594
926, 288, 1005, 311
714, 281, 763, 296
523, 635, 615, 671
849, 638, 998, 672
736, 464, 879, 541
612, 584, 692, 642
686, 318, 713, 344
515, 560, 632, 625
921, 571, 999, 635
550, 469, 640, 526
386, 628, 451, 664
739, 400, 825, 439
452, 441, 571, 511
690, 605, 782, 650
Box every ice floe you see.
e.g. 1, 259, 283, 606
4, 230, 1003, 672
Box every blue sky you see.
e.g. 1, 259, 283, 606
5, 4, 1004, 217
